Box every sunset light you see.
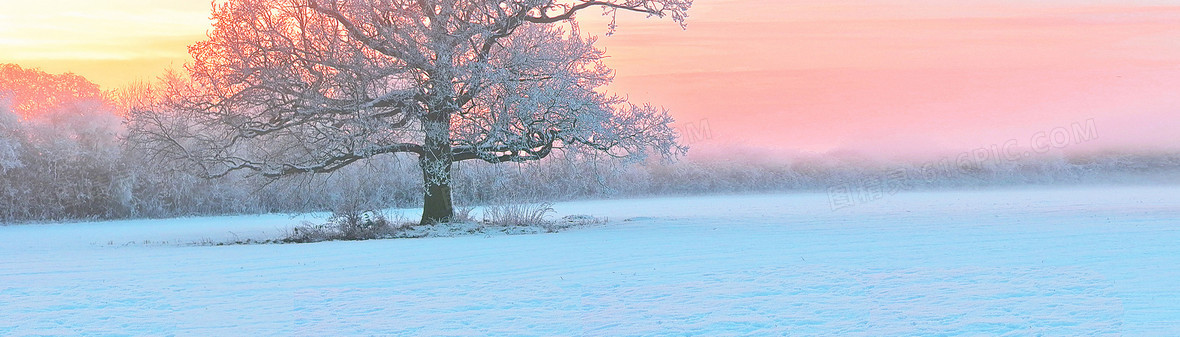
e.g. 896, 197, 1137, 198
3, 1, 1180, 335
5, 1, 1179, 158
0, 1, 210, 87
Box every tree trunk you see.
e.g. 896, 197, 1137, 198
419, 153, 453, 224
419, 107, 454, 224
419, 58, 457, 224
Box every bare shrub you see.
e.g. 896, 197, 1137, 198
482, 202, 554, 227
283, 209, 405, 243
284, 221, 336, 243
452, 205, 477, 223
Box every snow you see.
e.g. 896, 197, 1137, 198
2, 185, 1179, 335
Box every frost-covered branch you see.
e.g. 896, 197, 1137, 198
127, 0, 692, 223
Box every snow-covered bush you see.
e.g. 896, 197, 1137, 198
482, 202, 555, 228
0, 66, 133, 221
284, 209, 405, 243
0, 95, 23, 173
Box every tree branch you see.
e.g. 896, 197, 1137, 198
523, 1, 662, 24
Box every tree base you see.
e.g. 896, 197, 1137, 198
421, 183, 453, 224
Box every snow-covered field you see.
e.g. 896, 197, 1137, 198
2, 185, 1179, 336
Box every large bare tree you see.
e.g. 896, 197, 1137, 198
129, 0, 691, 224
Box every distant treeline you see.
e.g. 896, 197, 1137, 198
2, 64, 1178, 223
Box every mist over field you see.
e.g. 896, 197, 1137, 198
1, 68, 1176, 223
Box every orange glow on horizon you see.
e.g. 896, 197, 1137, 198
0, 1, 211, 89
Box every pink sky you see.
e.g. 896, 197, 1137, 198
3, 0, 1179, 160
579, 1, 1180, 159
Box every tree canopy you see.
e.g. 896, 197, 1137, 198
129, 0, 693, 223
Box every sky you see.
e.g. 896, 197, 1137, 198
2, 0, 1179, 161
